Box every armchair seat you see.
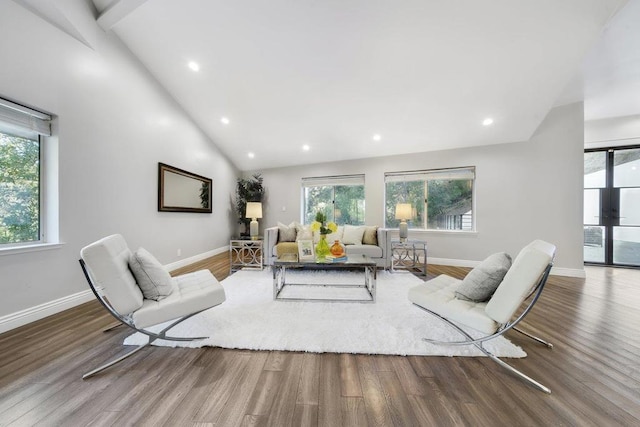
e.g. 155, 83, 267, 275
133, 269, 225, 329
408, 275, 496, 334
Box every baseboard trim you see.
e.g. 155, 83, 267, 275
0, 246, 230, 334
428, 257, 586, 278
0, 289, 95, 334
165, 246, 229, 272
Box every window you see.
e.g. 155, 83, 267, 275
385, 167, 475, 231
302, 175, 365, 225
0, 98, 52, 247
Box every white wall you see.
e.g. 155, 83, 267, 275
248, 103, 585, 272
0, 1, 239, 319
585, 114, 640, 146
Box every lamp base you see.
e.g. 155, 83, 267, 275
250, 219, 259, 239
399, 221, 408, 242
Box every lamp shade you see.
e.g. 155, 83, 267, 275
395, 203, 412, 221
245, 202, 263, 219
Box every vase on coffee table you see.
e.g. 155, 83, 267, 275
316, 234, 330, 259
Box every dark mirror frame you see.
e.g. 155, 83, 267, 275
158, 162, 213, 213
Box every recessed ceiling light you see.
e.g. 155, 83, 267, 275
187, 61, 200, 72
482, 118, 494, 126
302, 144, 310, 151
221, 117, 230, 125
248, 152, 255, 158
372, 134, 382, 141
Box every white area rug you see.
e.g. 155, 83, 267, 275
124, 269, 526, 358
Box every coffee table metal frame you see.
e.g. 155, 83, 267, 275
272, 254, 377, 303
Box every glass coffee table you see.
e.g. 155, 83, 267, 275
272, 254, 376, 303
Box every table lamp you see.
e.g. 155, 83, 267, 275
395, 203, 412, 241
246, 202, 263, 239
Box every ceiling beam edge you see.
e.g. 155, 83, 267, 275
97, 0, 149, 31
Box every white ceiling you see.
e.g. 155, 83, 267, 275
85, 1, 636, 169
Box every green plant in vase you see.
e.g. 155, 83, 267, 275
310, 211, 337, 259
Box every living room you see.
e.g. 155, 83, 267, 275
1, 0, 639, 425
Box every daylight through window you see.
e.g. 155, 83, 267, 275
0, 98, 51, 246
384, 167, 475, 231
302, 175, 365, 225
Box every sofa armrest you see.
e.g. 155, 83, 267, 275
264, 226, 279, 265
377, 228, 391, 268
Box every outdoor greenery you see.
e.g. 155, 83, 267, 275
385, 179, 472, 230
0, 132, 40, 244
303, 185, 365, 225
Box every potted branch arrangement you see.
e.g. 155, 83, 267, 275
235, 173, 265, 236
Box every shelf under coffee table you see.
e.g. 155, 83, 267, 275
272, 254, 377, 303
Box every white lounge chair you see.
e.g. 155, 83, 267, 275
79, 234, 226, 379
409, 240, 556, 393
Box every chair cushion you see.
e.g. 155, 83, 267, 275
485, 240, 555, 325
409, 275, 498, 334
80, 234, 144, 316
278, 222, 297, 242
129, 248, 175, 301
455, 252, 512, 302
133, 269, 226, 329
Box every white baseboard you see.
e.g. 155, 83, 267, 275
0, 246, 230, 335
165, 246, 229, 272
428, 257, 586, 278
0, 289, 95, 334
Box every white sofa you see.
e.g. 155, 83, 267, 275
264, 225, 390, 268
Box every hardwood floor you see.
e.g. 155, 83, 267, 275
1, 254, 639, 426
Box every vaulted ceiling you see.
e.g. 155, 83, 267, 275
19, 0, 640, 170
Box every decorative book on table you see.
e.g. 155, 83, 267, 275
324, 255, 348, 262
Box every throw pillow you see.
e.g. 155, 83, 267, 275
278, 221, 297, 242
455, 252, 512, 302
295, 223, 313, 242
129, 247, 175, 301
342, 225, 365, 245
362, 226, 379, 245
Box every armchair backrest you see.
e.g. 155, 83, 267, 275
80, 234, 144, 316
485, 240, 556, 325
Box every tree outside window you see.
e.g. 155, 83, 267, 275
385, 168, 474, 231
302, 176, 365, 225
0, 132, 40, 244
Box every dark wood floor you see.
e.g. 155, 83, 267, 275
1, 254, 639, 426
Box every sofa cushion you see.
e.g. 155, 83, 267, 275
455, 252, 512, 302
345, 244, 382, 259
278, 222, 297, 242
275, 242, 299, 258
129, 247, 175, 301
343, 225, 365, 245
362, 226, 379, 245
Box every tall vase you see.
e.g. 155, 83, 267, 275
315, 234, 330, 259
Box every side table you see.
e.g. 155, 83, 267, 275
230, 238, 263, 273
390, 239, 427, 277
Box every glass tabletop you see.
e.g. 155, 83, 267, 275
274, 254, 375, 267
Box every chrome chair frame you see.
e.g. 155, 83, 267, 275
79, 259, 209, 379
413, 263, 554, 393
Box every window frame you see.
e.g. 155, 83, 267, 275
384, 166, 476, 232
0, 97, 56, 252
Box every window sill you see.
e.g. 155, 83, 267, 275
0, 242, 65, 256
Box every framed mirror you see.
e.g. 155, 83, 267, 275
158, 163, 212, 213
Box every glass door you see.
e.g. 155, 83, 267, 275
584, 147, 640, 266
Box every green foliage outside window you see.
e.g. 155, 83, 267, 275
0, 132, 40, 244
385, 178, 473, 230
304, 184, 365, 226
